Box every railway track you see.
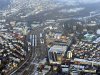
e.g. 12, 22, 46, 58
7, 24, 56, 75
8, 46, 35, 75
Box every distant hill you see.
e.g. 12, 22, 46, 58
1, 0, 100, 11
0, 0, 10, 10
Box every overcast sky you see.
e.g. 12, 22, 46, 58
58, 0, 100, 3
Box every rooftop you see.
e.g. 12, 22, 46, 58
49, 45, 67, 53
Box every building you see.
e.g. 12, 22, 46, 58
83, 33, 96, 42
48, 45, 67, 65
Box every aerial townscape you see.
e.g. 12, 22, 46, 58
0, 0, 100, 75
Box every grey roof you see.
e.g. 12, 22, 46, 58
49, 45, 67, 53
